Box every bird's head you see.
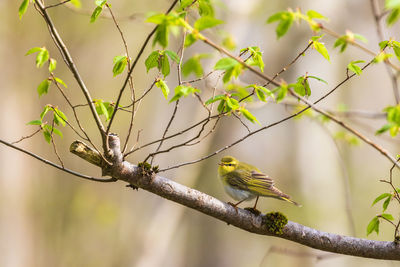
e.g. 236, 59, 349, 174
218, 156, 239, 174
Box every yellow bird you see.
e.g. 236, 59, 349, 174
218, 156, 301, 211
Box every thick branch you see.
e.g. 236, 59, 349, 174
70, 136, 400, 261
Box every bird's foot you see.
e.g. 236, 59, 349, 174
244, 207, 261, 216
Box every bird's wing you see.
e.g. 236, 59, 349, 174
225, 169, 253, 191
250, 171, 275, 187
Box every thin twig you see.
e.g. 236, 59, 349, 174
11, 128, 41, 144
45, 0, 70, 9
0, 138, 116, 182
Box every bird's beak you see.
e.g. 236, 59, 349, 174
218, 163, 223, 166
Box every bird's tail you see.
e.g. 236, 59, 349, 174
280, 196, 302, 207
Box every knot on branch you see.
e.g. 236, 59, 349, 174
263, 211, 288, 235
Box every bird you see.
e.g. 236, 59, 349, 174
218, 155, 301, 212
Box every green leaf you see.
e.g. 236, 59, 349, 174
182, 55, 204, 77
19, 0, 29, 20
180, 0, 193, 9
112, 55, 127, 77
43, 130, 52, 143
347, 60, 365, 75
256, 85, 275, 100
54, 77, 67, 88
155, 79, 170, 99
382, 195, 392, 211
307, 75, 328, 84
255, 88, 266, 102
37, 79, 51, 97
387, 8, 400, 26
372, 193, 392, 205
393, 45, 400, 62
214, 57, 238, 70
25, 47, 42, 56
27, 120, 42, 126
373, 52, 393, 63
90, 6, 103, 23
160, 54, 170, 78
194, 16, 223, 31
169, 85, 200, 102
276, 85, 288, 103
381, 213, 394, 221
198, 0, 214, 17
70, 0, 82, 8
98, 102, 109, 119
366, 217, 380, 235
165, 50, 180, 63
40, 105, 50, 120
205, 94, 225, 105
267, 11, 294, 39
241, 108, 260, 124
48, 58, 57, 72
53, 108, 67, 127
333, 38, 347, 53
386, 0, 400, 9
145, 51, 160, 72
312, 40, 330, 61
36, 48, 50, 68
306, 10, 328, 20
376, 123, 392, 135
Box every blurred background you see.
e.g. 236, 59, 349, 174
1, 0, 400, 266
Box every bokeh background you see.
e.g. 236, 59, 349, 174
1, 0, 400, 266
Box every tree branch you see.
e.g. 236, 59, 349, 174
69, 135, 400, 261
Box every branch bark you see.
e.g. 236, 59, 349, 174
70, 135, 400, 261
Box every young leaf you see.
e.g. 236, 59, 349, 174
194, 16, 223, 31
165, 50, 180, 63
145, 51, 160, 72
255, 88, 266, 102
25, 47, 42, 56
387, 8, 400, 26
276, 84, 288, 103
40, 105, 50, 120
372, 193, 392, 205
155, 79, 170, 99
267, 11, 294, 39
382, 195, 392, 211
161, 54, 170, 77
70, 0, 82, 8
312, 38, 330, 61
37, 79, 51, 97
54, 77, 67, 88
214, 57, 238, 70
112, 55, 127, 77
43, 130, 52, 143
180, 0, 192, 9
205, 94, 225, 105
27, 120, 42, 126
366, 217, 380, 235
169, 85, 200, 102
381, 213, 394, 221
36, 48, 50, 68
347, 60, 365, 75
306, 10, 327, 20
49, 58, 57, 72
241, 108, 260, 124
225, 97, 239, 110
90, 6, 103, 23
19, 0, 29, 20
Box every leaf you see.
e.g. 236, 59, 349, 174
36, 48, 50, 68
145, 51, 160, 72
40, 105, 50, 120
267, 11, 294, 39
70, 0, 82, 8
54, 77, 67, 88
112, 55, 127, 77
306, 10, 328, 20
180, 0, 192, 9
161, 54, 170, 77
386, 0, 400, 9
165, 50, 180, 63
169, 85, 200, 102
48, 58, 57, 72
376, 123, 392, 135
382, 195, 392, 211
19, 0, 29, 20
393, 45, 400, 62
241, 108, 260, 124
27, 120, 42, 125
255, 88, 266, 102
184, 33, 198, 47
53, 108, 67, 127
347, 60, 365, 75
182, 56, 204, 77
98, 101, 109, 119
43, 130, 52, 144
153, 23, 169, 48
155, 79, 170, 99
217, 99, 226, 113
90, 6, 103, 23
307, 75, 328, 84
25, 47, 42, 56
198, 0, 214, 17
312, 40, 330, 61
205, 94, 225, 105
214, 57, 238, 70
381, 213, 394, 221
366, 217, 380, 235
37, 79, 51, 97
372, 193, 392, 205
194, 16, 223, 31
276, 85, 288, 103
387, 8, 400, 26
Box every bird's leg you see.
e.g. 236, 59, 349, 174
227, 199, 246, 212
244, 196, 261, 216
